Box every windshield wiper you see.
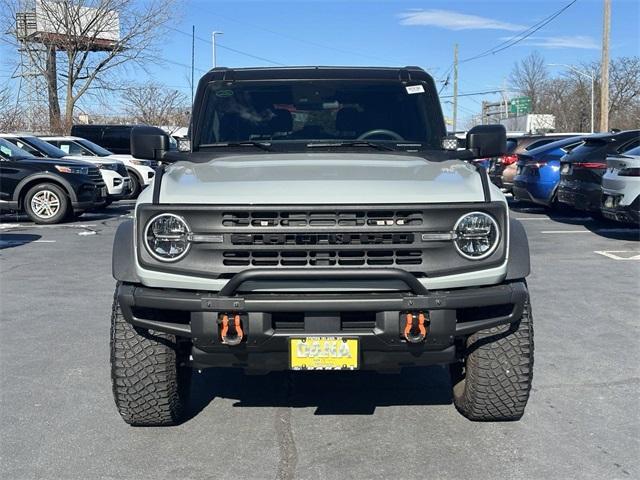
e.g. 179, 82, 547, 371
200, 141, 272, 151
306, 141, 395, 151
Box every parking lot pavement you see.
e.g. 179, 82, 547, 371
1, 200, 639, 480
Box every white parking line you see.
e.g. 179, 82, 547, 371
540, 230, 591, 234
595, 250, 640, 260
0, 240, 56, 246
515, 217, 590, 221
541, 228, 638, 234
0, 223, 97, 230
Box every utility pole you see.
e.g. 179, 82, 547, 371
452, 43, 458, 133
191, 25, 195, 106
599, 0, 611, 132
212, 31, 223, 68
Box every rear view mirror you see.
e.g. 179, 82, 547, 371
465, 125, 506, 159
131, 126, 170, 161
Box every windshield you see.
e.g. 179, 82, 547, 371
19, 137, 67, 158
198, 80, 444, 149
624, 145, 640, 156
0, 138, 36, 159
75, 138, 114, 156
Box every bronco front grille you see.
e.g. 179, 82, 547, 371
222, 210, 424, 228
136, 203, 509, 278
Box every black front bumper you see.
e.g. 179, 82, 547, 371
117, 269, 528, 371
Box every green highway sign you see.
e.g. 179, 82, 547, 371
509, 96, 532, 114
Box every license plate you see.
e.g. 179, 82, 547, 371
289, 337, 359, 370
561, 164, 571, 174
101, 186, 107, 197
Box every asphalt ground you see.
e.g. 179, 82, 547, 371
1, 199, 639, 480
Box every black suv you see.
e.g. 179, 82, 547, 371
70, 124, 138, 155
558, 130, 640, 215
0, 138, 106, 224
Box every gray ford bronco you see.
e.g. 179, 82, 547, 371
110, 66, 533, 426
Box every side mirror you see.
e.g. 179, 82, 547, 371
131, 126, 170, 161
465, 125, 506, 159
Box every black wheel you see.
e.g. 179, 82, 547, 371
125, 172, 141, 199
23, 183, 70, 224
451, 295, 534, 421
110, 285, 191, 426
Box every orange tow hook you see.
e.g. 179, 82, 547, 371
220, 314, 244, 346
403, 312, 427, 343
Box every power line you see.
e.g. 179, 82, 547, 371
166, 26, 285, 66
460, 0, 579, 64
441, 89, 503, 98
205, 13, 405, 65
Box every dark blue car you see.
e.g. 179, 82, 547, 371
513, 136, 587, 207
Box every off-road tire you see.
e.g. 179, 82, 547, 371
452, 296, 534, 421
23, 182, 70, 224
110, 285, 191, 426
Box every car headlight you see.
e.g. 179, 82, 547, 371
453, 212, 500, 260
130, 159, 152, 167
144, 213, 191, 262
55, 165, 89, 175
96, 163, 118, 171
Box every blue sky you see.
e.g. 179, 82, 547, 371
2, 0, 639, 124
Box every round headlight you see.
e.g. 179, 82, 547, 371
453, 212, 500, 260
144, 213, 191, 262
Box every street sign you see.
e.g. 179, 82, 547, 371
509, 97, 532, 114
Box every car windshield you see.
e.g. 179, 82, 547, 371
525, 137, 584, 156
0, 138, 36, 159
198, 80, 444, 150
623, 145, 640, 156
75, 138, 113, 157
21, 136, 67, 158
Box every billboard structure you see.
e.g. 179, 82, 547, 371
14, 0, 120, 130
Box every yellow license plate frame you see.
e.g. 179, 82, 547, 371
289, 336, 359, 370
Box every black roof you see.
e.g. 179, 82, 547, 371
200, 66, 434, 83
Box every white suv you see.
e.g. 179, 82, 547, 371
42, 136, 155, 198
0, 134, 129, 203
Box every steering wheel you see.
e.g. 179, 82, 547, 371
357, 129, 405, 141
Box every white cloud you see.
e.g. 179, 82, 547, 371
499, 35, 600, 50
398, 9, 525, 31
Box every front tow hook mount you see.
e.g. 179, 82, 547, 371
219, 314, 244, 346
403, 312, 428, 343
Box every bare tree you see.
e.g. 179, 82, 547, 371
509, 51, 548, 110
121, 82, 190, 127
608, 56, 640, 128
1, 0, 177, 133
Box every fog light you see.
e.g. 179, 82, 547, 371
453, 212, 499, 260
144, 213, 191, 262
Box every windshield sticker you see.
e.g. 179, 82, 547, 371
216, 89, 234, 98
406, 85, 425, 95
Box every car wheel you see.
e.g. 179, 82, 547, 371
451, 295, 534, 421
110, 284, 191, 426
23, 183, 70, 224
125, 172, 141, 199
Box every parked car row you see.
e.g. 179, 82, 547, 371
0, 130, 156, 224
487, 130, 640, 224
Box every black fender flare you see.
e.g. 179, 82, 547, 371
505, 217, 531, 280
112, 219, 141, 282
13, 173, 78, 204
